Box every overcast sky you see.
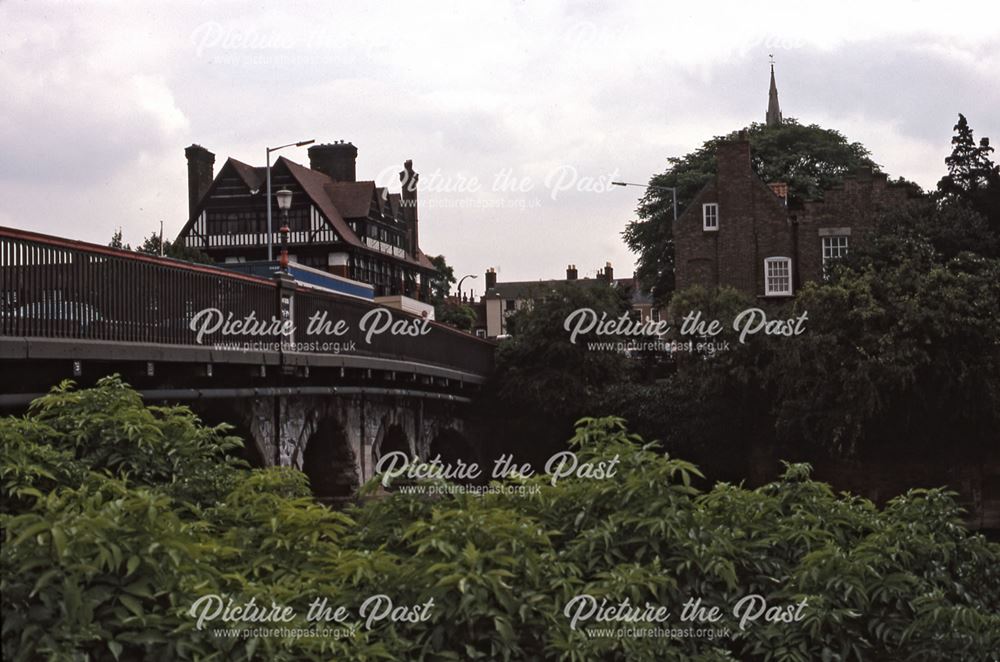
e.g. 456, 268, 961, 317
2, 1, 997, 295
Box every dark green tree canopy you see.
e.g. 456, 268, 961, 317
938, 114, 998, 198
108, 229, 212, 264
493, 281, 635, 422
108, 228, 130, 251
936, 113, 1000, 242
136, 231, 212, 264
428, 254, 456, 304
435, 301, 477, 331
4, 380, 1000, 660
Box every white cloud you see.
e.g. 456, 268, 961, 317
0, 0, 997, 292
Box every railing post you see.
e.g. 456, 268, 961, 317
272, 270, 296, 466
274, 270, 296, 351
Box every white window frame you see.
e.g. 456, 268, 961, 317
702, 203, 719, 231
764, 257, 793, 296
821, 235, 849, 275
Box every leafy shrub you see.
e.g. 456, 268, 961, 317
3, 379, 998, 660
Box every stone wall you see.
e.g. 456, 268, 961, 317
237, 393, 469, 494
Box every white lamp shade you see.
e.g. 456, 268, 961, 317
275, 188, 293, 210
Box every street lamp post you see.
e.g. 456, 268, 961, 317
266, 139, 315, 260
456, 274, 478, 302
612, 181, 678, 221
276, 188, 293, 272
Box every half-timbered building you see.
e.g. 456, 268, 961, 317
178, 142, 436, 301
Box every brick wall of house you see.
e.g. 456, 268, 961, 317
674, 137, 791, 298
795, 169, 911, 284
674, 180, 719, 291
675, 139, 912, 298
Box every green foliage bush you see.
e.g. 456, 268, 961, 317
3, 378, 999, 660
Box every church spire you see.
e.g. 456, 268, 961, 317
766, 54, 782, 127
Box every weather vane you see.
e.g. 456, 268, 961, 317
769, 53, 775, 65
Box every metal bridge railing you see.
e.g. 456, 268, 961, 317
0, 226, 494, 376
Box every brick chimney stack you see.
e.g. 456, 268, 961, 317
308, 141, 358, 182
566, 264, 578, 280
716, 134, 753, 187
602, 261, 614, 282
184, 144, 215, 221
485, 267, 497, 291
399, 159, 420, 255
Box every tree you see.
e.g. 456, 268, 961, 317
137, 231, 166, 256
108, 228, 131, 251
765, 225, 1000, 456
109, 229, 211, 263
428, 254, 456, 304
4, 381, 1000, 661
492, 282, 635, 422
623, 120, 877, 304
872, 194, 998, 260
936, 114, 1000, 241
135, 231, 212, 264
938, 114, 998, 199
435, 301, 477, 332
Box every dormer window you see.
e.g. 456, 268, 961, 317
703, 203, 719, 231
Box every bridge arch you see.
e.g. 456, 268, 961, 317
373, 423, 412, 464
429, 428, 480, 483
183, 400, 267, 468
302, 417, 360, 499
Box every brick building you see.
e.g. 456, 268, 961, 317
675, 137, 912, 298
674, 136, 907, 298
473, 263, 661, 338
675, 103, 911, 298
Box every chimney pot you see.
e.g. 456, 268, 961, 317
308, 142, 358, 182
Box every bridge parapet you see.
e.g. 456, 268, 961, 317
0, 226, 495, 380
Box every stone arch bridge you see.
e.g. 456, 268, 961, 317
0, 226, 494, 497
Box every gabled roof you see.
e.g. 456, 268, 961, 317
228, 158, 265, 191
414, 251, 435, 269
279, 157, 436, 270
280, 157, 363, 249
324, 180, 377, 219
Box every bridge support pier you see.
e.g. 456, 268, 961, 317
241, 394, 469, 496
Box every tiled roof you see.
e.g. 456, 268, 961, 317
280, 157, 362, 249
388, 193, 402, 218
325, 180, 376, 219
228, 158, 265, 191
279, 157, 434, 271
414, 251, 435, 269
